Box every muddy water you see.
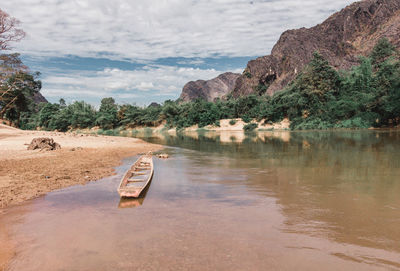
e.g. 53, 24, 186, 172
1, 130, 400, 270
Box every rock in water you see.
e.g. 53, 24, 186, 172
27, 138, 61, 151
157, 154, 169, 159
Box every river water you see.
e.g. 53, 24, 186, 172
1, 130, 400, 270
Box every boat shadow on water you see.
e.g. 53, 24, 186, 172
117, 175, 152, 209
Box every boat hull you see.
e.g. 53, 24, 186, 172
117, 155, 154, 198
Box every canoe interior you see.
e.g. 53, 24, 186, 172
118, 155, 154, 198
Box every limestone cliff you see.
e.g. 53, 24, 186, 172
33, 92, 48, 104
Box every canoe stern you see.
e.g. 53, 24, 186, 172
119, 189, 141, 198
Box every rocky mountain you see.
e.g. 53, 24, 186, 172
179, 72, 240, 102
232, 0, 400, 97
33, 92, 48, 104
148, 102, 161, 108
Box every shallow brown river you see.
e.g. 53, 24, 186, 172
1, 130, 400, 270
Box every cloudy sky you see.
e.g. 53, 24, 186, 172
2, 0, 354, 105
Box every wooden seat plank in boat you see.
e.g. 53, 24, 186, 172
127, 179, 146, 182
132, 172, 147, 176
118, 154, 154, 198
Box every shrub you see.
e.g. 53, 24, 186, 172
242, 115, 252, 123
291, 117, 333, 130
254, 84, 268, 95
243, 123, 258, 131
244, 71, 252, 78
104, 130, 114, 136
335, 116, 373, 129
229, 119, 237, 125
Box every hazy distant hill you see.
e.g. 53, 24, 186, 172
179, 72, 240, 102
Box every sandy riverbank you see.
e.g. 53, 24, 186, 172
183, 118, 290, 132
81, 118, 291, 137
0, 124, 160, 208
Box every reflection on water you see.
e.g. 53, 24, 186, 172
118, 181, 151, 208
118, 196, 145, 208
1, 129, 400, 270
139, 129, 400, 258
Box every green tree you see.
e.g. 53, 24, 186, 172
96, 97, 118, 129
372, 52, 400, 122
0, 71, 41, 126
68, 101, 96, 129
370, 38, 396, 67
266, 52, 341, 128
38, 103, 60, 129
48, 108, 71, 131
59, 98, 66, 108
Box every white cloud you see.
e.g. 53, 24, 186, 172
135, 82, 154, 91
2, 0, 354, 60
177, 59, 205, 65
41, 65, 225, 101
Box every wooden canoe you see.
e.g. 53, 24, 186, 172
118, 154, 154, 198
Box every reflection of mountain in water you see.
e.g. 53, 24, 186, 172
136, 129, 400, 253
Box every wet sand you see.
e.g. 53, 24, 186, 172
0, 215, 14, 271
0, 124, 160, 208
